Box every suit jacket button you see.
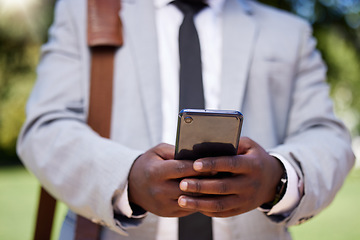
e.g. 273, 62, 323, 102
91, 218, 100, 224
298, 216, 313, 224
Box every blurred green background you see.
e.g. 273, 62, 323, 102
0, 0, 359, 239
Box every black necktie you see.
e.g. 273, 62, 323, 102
174, 0, 206, 111
173, 1, 213, 239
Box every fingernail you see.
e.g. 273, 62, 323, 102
180, 181, 188, 191
193, 162, 203, 171
178, 196, 187, 207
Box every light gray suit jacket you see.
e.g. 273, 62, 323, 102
17, 0, 355, 239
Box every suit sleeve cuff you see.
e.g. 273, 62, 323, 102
260, 152, 301, 216
113, 183, 147, 219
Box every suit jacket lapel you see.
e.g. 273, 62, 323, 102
121, 1, 163, 145
119, 0, 257, 144
220, 0, 258, 111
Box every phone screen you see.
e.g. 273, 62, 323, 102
175, 109, 243, 160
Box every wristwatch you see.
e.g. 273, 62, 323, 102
260, 168, 288, 211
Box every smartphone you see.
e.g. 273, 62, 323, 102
174, 109, 243, 160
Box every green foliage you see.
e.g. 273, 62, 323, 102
259, 0, 360, 136
0, 42, 39, 162
314, 26, 360, 135
0, 49, 37, 151
0, 0, 54, 163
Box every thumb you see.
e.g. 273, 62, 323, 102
237, 137, 253, 155
154, 143, 175, 160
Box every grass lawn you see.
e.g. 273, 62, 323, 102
0, 166, 359, 240
0, 166, 67, 240
290, 168, 360, 239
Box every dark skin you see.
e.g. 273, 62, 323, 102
128, 137, 284, 218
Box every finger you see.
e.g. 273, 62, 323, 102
150, 180, 184, 200
179, 175, 259, 196
167, 180, 212, 199
143, 181, 197, 217
193, 155, 253, 174
154, 160, 205, 180
179, 178, 238, 195
167, 205, 197, 218
178, 194, 241, 213
157, 198, 196, 218
199, 208, 246, 218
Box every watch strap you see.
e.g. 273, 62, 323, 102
260, 168, 288, 211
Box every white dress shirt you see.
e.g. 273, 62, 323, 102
116, 0, 301, 239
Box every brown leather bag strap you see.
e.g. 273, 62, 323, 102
34, 187, 57, 240
75, 47, 118, 240
75, 0, 123, 240
87, 0, 123, 47
33, 0, 122, 240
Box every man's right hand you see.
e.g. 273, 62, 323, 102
128, 143, 202, 217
